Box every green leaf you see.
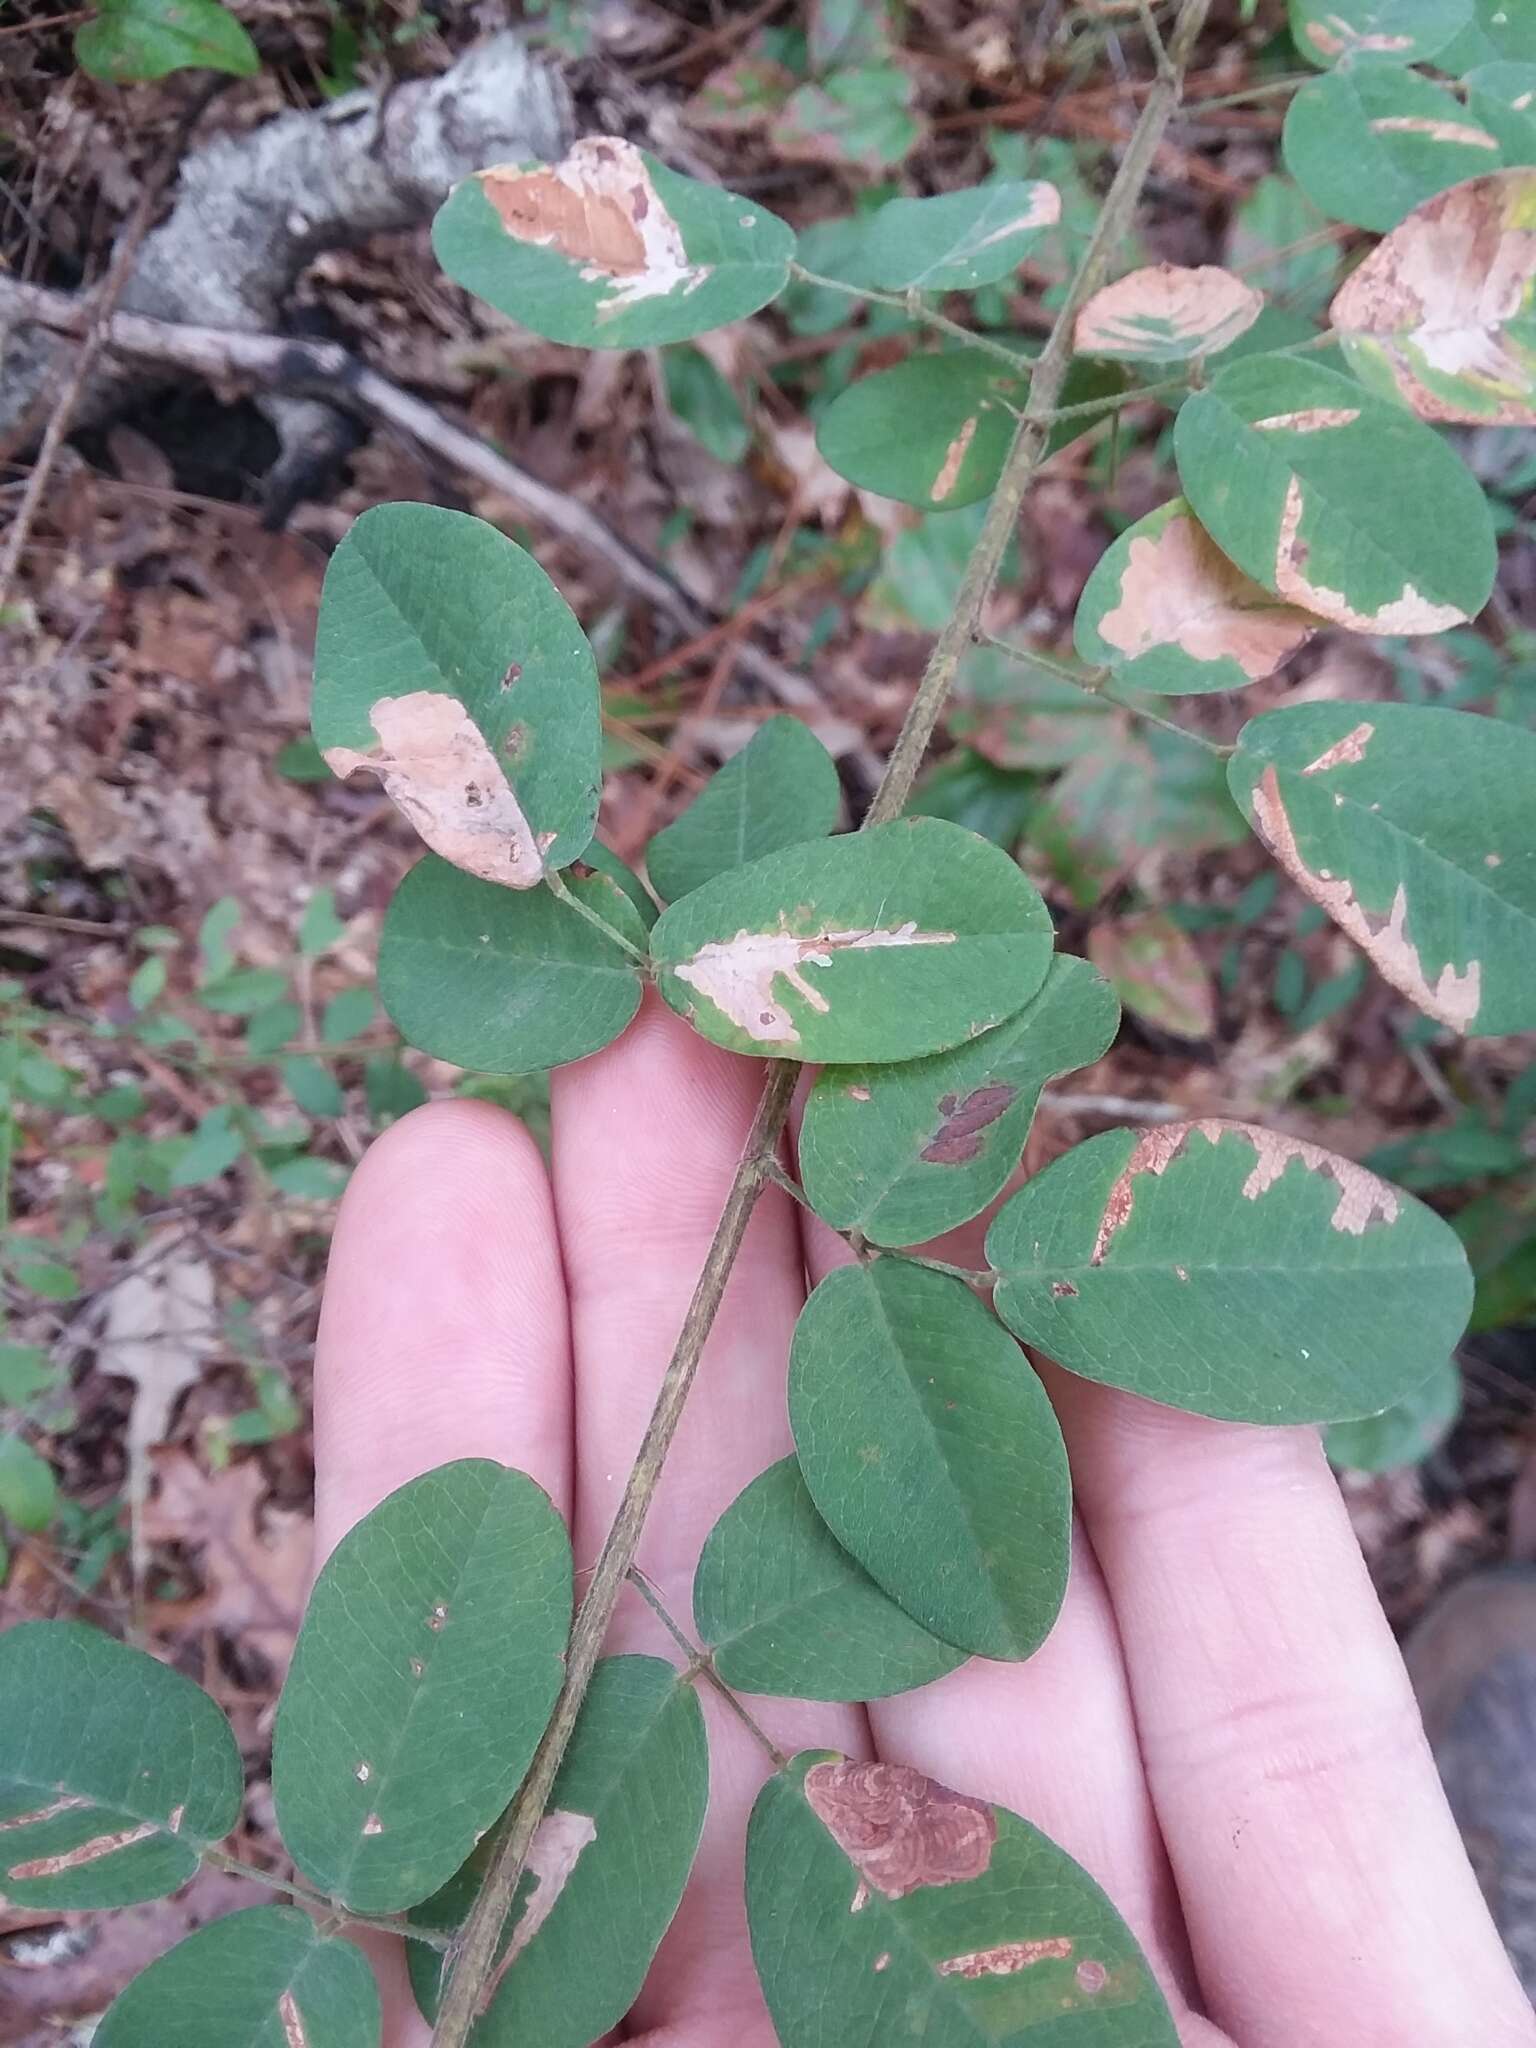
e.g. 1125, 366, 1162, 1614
312, 503, 600, 887
1443, 0, 1536, 70
169, 1106, 244, 1190
405, 1656, 707, 2044
570, 839, 658, 930
202, 968, 291, 1016
1086, 910, 1216, 1040
0, 1343, 55, 1404
747, 1751, 1179, 2047
662, 346, 752, 462
363, 1057, 429, 1125
0, 1434, 57, 1532
818, 351, 1123, 511
771, 66, 922, 172
1282, 67, 1503, 232
1227, 173, 1343, 307
1074, 263, 1263, 362
800, 954, 1119, 1247
1074, 496, 1320, 694
650, 817, 1054, 1063
0, 1620, 241, 1907
1328, 170, 1536, 425
647, 717, 842, 903
1173, 356, 1496, 633
433, 139, 794, 348
75, 0, 259, 81
788, 1260, 1070, 1660
244, 1000, 302, 1057
1289, 0, 1470, 68
838, 182, 1061, 291
1228, 702, 1536, 1036
272, 1459, 571, 1914
95, 1905, 380, 2048
380, 859, 644, 1073
988, 1120, 1473, 1424
299, 887, 348, 958
1324, 1355, 1461, 1470
694, 1458, 964, 1700
282, 1057, 345, 1119
321, 987, 375, 1044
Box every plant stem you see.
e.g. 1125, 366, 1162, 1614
788, 263, 1028, 372
979, 633, 1107, 688
427, 9, 1210, 2038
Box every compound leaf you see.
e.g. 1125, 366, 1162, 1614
799, 954, 1119, 1247
841, 182, 1061, 291
747, 1752, 1180, 2048
406, 1656, 707, 2047
95, 1906, 380, 2048
379, 857, 645, 1074
1289, 0, 1470, 68
1173, 356, 1496, 633
1074, 495, 1320, 694
0, 1621, 241, 1908
273, 1460, 571, 1914
988, 1121, 1473, 1424
1328, 170, 1536, 424
1282, 67, 1503, 232
433, 137, 794, 348
694, 1459, 965, 1701
788, 1261, 1070, 1661
647, 717, 841, 904
75, 0, 258, 81
1228, 701, 1536, 1035
1073, 263, 1263, 361
650, 818, 1054, 1063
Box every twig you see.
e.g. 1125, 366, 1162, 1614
0, 283, 880, 780
427, 6, 1212, 2041
789, 264, 1029, 371
625, 1567, 788, 1769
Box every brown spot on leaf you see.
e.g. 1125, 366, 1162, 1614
8, 1820, 160, 1881
1096, 509, 1318, 680
804, 1760, 996, 1901
279, 1990, 308, 2048
920, 1084, 1018, 1164
932, 416, 979, 503
477, 138, 703, 315
1076, 1959, 1109, 1994
1074, 263, 1262, 359
1051, 1280, 1078, 1298
410, 1657, 425, 1678
1251, 766, 1481, 1028
1272, 478, 1464, 633
505, 1809, 597, 1965
937, 1936, 1073, 1978
672, 919, 956, 1046
167, 1805, 185, 1834
426, 1604, 449, 1631
1301, 721, 1374, 774
362, 1814, 384, 1837
847, 1084, 872, 1102
1091, 1117, 1400, 1266
499, 663, 522, 691
1369, 116, 1498, 150
1251, 407, 1360, 432
355, 1763, 371, 1784
323, 692, 546, 890
0, 1796, 88, 1835
1303, 16, 1411, 57
874, 1950, 891, 1971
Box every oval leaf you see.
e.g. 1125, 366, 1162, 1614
651, 817, 1054, 1063
273, 1460, 571, 1914
312, 503, 599, 888
1087, 910, 1216, 1039
694, 1458, 965, 1700
1464, 64, 1536, 165
433, 137, 794, 348
1444, 0, 1536, 70
842, 182, 1061, 291
1074, 263, 1263, 362
379, 857, 644, 1073
1325, 1354, 1461, 1471
1229, 701, 1536, 1035
1283, 67, 1503, 232
406, 1656, 707, 2046
0, 1620, 241, 1908
799, 953, 1119, 1247
75, 0, 259, 81
1290, 0, 1470, 68
1173, 356, 1496, 633
747, 1752, 1179, 2048
96, 1906, 380, 2048
988, 1120, 1473, 1424
789, 1260, 1070, 1660
1329, 170, 1536, 424
1074, 495, 1320, 694
647, 716, 841, 904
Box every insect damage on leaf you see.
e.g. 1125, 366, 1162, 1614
932, 416, 979, 502
322, 692, 549, 889
1368, 116, 1498, 147
7, 1821, 160, 1881
1074, 263, 1263, 360
920, 1084, 1018, 1164
477, 138, 703, 315
1302, 720, 1374, 773
936, 1937, 1074, 1978
1328, 172, 1536, 426
1272, 477, 1465, 632
504, 1809, 598, 1968
1250, 765, 1482, 1027
803, 1761, 996, 1902
1090, 1118, 1401, 1265
1252, 407, 1360, 431
673, 920, 957, 1047
1095, 507, 1319, 679
1301, 15, 1412, 59
278, 1989, 308, 2048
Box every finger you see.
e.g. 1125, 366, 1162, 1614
1054, 1375, 1535, 2048
795, 1212, 1198, 2010
549, 998, 867, 2034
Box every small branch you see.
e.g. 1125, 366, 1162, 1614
980, 634, 1107, 688
626, 1567, 788, 1770
788, 263, 1027, 372
543, 870, 651, 965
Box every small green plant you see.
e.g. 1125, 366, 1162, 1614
74, 0, 259, 83
7, 3, 1536, 2041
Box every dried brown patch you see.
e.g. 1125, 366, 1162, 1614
279, 1990, 308, 2048
1251, 766, 1481, 1029
1369, 117, 1497, 150
1272, 478, 1463, 633
1090, 1117, 1401, 1265
323, 692, 547, 890
1051, 1280, 1078, 1298
8, 1820, 160, 1881
1074, 263, 1262, 357
937, 1936, 1073, 1977
0, 1796, 88, 1835
1301, 722, 1374, 774
1303, 16, 1411, 57
1252, 408, 1360, 432
1076, 1959, 1109, 1994
920, 1084, 1018, 1164
804, 1760, 996, 1901
1096, 508, 1318, 679
673, 920, 956, 1047
932, 416, 979, 503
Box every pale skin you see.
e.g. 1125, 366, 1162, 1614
314, 995, 1536, 2047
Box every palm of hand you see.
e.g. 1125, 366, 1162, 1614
314, 998, 1528, 2048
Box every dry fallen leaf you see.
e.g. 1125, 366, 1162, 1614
143, 1449, 311, 1678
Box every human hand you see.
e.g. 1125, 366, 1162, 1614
312, 995, 1533, 2047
